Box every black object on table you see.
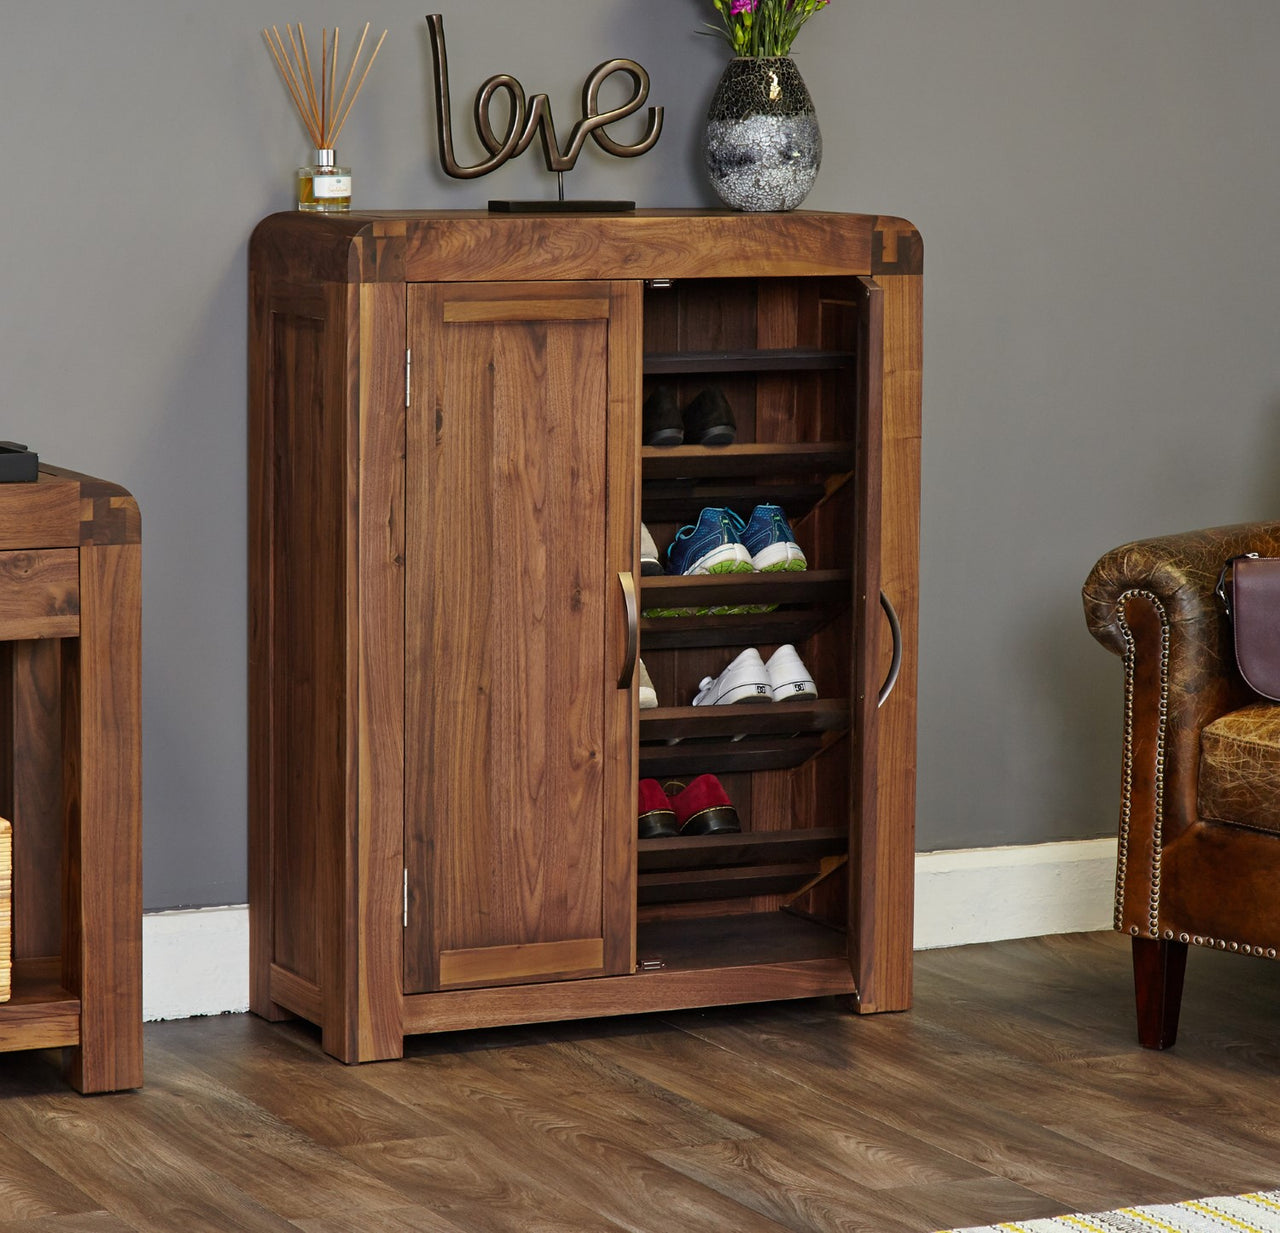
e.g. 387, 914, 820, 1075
0, 443, 37, 483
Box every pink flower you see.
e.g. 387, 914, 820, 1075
706, 0, 828, 55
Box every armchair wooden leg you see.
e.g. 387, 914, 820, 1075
1132, 936, 1187, 1050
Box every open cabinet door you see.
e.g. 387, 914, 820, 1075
404, 280, 639, 994
847, 275, 886, 1006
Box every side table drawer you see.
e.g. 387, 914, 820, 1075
0, 550, 79, 640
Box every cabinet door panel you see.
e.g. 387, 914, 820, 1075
405, 281, 636, 993
846, 275, 885, 998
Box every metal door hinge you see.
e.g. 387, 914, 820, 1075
405, 349, 411, 408
403, 868, 409, 927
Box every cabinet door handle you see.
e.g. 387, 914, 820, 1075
878, 590, 903, 708
618, 571, 639, 690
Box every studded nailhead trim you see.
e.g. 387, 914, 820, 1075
1116, 589, 1272, 959
1115, 590, 1170, 937
1146, 926, 1277, 958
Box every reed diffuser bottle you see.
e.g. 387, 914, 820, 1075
264, 21, 386, 212
298, 148, 352, 212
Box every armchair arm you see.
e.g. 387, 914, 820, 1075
1083, 521, 1280, 935
1084, 522, 1280, 658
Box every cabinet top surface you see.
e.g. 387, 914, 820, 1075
250, 209, 922, 285
0, 467, 139, 550
261, 206, 907, 224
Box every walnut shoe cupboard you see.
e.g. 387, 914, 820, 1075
248, 210, 922, 1062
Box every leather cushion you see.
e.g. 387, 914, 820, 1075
1199, 702, 1280, 833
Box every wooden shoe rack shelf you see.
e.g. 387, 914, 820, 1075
249, 210, 922, 1062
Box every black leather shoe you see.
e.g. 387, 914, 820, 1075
642, 387, 683, 446
682, 388, 736, 446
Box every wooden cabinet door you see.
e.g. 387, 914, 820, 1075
404, 281, 639, 994
846, 275, 887, 1001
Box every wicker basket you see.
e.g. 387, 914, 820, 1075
0, 817, 10, 1003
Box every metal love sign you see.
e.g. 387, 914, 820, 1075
426, 14, 662, 205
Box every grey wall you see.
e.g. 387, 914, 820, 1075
2, 2, 1278, 909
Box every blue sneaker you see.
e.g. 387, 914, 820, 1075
738, 504, 807, 572
666, 508, 754, 576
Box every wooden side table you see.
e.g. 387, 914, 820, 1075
0, 464, 141, 1092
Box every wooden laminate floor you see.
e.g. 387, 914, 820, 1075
3, 931, 1280, 1232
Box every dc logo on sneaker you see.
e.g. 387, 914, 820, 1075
754, 684, 769, 695
791, 683, 807, 694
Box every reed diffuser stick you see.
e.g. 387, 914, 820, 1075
263, 19, 386, 151
330, 23, 369, 138
320, 31, 328, 142
266, 30, 317, 145
265, 31, 304, 118
296, 25, 322, 140
329, 28, 386, 145
327, 29, 340, 145
274, 25, 321, 146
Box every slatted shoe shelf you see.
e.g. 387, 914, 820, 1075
638, 699, 851, 776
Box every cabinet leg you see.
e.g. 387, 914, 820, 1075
249, 907, 293, 1022
1132, 935, 1187, 1050
254, 1002, 295, 1023
63, 543, 143, 1093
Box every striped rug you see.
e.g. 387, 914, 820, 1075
939, 1189, 1280, 1232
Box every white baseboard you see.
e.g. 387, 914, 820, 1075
913, 837, 1118, 950
143, 904, 249, 1022
141, 838, 1120, 1020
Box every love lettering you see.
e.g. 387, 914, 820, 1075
426, 14, 663, 180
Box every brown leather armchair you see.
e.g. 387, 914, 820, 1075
1084, 522, 1280, 1048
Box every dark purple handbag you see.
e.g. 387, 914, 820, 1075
1217, 553, 1280, 700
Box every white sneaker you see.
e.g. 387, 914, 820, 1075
638, 659, 659, 710
639, 524, 663, 576
692, 648, 772, 706
765, 644, 817, 702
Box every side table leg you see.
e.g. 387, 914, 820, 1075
63, 541, 143, 1092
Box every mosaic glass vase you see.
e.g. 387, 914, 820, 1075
703, 56, 822, 212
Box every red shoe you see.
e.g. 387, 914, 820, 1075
666, 774, 741, 835
638, 779, 679, 838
